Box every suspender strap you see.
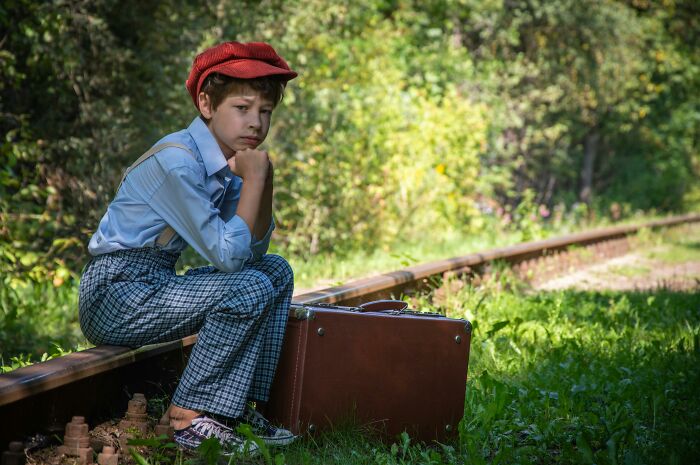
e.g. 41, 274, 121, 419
118, 142, 192, 188
118, 142, 194, 247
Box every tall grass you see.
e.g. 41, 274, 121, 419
270, 278, 700, 464
122, 278, 700, 464
0, 277, 88, 367
282, 213, 674, 290
8, 223, 700, 463
448, 287, 699, 463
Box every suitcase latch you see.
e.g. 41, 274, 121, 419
292, 305, 316, 320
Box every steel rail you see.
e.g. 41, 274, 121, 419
1, 213, 698, 446
294, 213, 700, 305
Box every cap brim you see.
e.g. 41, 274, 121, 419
212, 59, 298, 80
196, 59, 298, 100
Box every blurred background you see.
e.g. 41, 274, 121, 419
1, 0, 699, 358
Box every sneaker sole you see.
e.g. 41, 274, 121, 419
261, 434, 297, 446
175, 436, 260, 456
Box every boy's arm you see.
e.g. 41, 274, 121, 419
229, 150, 274, 261
235, 177, 266, 232
148, 162, 253, 273
230, 148, 268, 233
253, 163, 274, 240
248, 163, 274, 261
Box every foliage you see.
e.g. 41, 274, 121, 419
0, 275, 87, 360
264, 4, 488, 255
453, 0, 700, 210
2, 0, 698, 280
2, 0, 699, 390
126, 435, 179, 465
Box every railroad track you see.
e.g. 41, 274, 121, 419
1, 213, 698, 449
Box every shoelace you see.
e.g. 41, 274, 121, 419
192, 417, 240, 443
244, 407, 269, 429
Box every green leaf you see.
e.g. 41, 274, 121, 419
128, 448, 151, 465
576, 433, 595, 464
126, 437, 162, 447
486, 320, 510, 338
196, 436, 221, 465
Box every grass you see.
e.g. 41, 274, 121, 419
282, 214, 671, 290
646, 241, 700, 264
604, 264, 651, 277
442, 285, 700, 464
286, 228, 522, 290
0, 277, 89, 367
121, 276, 700, 464
0, 216, 696, 365
7, 220, 700, 463
286, 280, 700, 463
636, 222, 700, 262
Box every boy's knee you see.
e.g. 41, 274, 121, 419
241, 269, 275, 311
261, 254, 294, 283
217, 269, 274, 317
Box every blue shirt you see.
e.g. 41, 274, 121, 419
88, 117, 274, 272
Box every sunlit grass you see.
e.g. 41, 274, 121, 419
8, 222, 700, 463
286, 227, 524, 290
285, 213, 671, 290
123, 278, 700, 464
0, 278, 89, 364
636, 222, 700, 261
604, 264, 651, 277
647, 241, 700, 263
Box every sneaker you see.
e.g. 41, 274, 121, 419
173, 415, 259, 456
241, 405, 297, 446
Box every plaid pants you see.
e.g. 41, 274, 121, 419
78, 247, 293, 418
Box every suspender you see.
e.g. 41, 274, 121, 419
119, 142, 193, 247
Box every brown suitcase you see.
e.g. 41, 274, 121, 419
265, 300, 472, 442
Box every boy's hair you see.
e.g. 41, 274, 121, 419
200, 72, 286, 113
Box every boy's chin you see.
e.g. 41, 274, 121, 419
238, 142, 262, 150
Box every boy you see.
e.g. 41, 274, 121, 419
78, 42, 298, 455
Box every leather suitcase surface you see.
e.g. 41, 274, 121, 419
265, 301, 472, 442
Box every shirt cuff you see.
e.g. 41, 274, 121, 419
250, 217, 275, 262
224, 214, 254, 263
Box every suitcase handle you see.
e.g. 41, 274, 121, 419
357, 300, 408, 312
360, 300, 446, 318
291, 301, 445, 318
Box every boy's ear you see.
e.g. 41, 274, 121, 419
198, 92, 213, 119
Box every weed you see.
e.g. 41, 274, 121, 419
127, 435, 180, 465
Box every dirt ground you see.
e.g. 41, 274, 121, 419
25, 419, 141, 465
535, 248, 700, 292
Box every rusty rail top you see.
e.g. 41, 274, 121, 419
1, 213, 698, 409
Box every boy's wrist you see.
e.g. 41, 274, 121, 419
242, 173, 268, 184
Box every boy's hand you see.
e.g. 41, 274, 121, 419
227, 149, 269, 181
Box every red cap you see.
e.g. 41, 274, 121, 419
186, 41, 298, 110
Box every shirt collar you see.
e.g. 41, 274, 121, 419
187, 117, 228, 177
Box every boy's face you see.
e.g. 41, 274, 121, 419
199, 87, 274, 159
